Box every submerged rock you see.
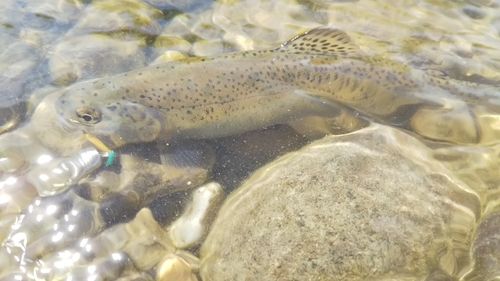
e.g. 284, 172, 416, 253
1, 138, 216, 279
66, 0, 163, 38
0, 0, 23, 52
0, 33, 44, 128
49, 35, 146, 85
19, 0, 84, 26
145, 0, 213, 12
464, 209, 500, 281
200, 124, 480, 281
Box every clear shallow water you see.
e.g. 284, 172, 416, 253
0, 0, 499, 280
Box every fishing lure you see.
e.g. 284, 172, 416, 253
84, 132, 115, 166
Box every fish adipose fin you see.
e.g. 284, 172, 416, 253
277, 25, 363, 56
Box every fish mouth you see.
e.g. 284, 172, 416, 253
56, 116, 122, 149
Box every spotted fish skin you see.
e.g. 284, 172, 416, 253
55, 26, 500, 148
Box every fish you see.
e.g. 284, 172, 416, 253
55, 25, 500, 148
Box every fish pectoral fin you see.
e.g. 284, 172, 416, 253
423, 69, 448, 78
277, 25, 363, 56
293, 89, 345, 109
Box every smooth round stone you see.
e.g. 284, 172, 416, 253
20, 0, 83, 25
0, 39, 43, 107
151, 35, 191, 62
66, 0, 163, 38
49, 35, 146, 85
156, 254, 198, 281
144, 0, 213, 12
200, 124, 480, 281
169, 182, 225, 249
191, 39, 224, 56
464, 209, 500, 280
462, 4, 487, 19
151, 50, 190, 64
26, 147, 102, 196
0, 0, 23, 52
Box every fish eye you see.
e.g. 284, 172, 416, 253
76, 108, 101, 124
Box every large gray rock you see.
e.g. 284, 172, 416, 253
200, 124, 480, 281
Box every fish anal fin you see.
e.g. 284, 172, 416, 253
277, 25, 363, 56
157, 140, 215, 186
289, 116, 334, 140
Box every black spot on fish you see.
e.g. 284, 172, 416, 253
107, 105, 117, 111
139, 73, 143, 76
126, 89, 130, 94
93, 93, 98, 97
81, 100, 85, 104
140, 95, 146, 98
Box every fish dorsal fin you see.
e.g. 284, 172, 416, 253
278, 26, 362, 56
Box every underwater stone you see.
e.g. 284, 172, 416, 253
26, 147, 102, 196
200, 124, 480, 281
464, 209, 500, 280
191, 39, 224, 56
66, 0, 163, 38
169, 182, 225, 249
0, 40, 43, 107
144, 0, 213, 12
156, 254, 198, 281
49, 35, 146, 85
462, 4, 487, 19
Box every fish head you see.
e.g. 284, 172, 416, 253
55, 81, 167, 149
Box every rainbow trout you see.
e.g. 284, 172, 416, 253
55, 26, 500, 147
